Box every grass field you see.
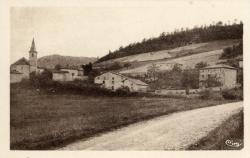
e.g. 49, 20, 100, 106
10, 84, 234, 150
188, 110, 243, 150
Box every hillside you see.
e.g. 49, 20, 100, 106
38, 54, 97, 69
94, 39, 240, 75
97, 22, 243, 63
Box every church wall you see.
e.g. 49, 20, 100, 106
10, 65, 30, 78
10, 73, 26, 83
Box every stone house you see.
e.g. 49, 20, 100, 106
199, 64, 237, 89
94, 72, 148, 92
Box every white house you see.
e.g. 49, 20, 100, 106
52, 71, 73, 81
199, 64, 237, 89
60, 68, 79, 78
94, 72, 148, 92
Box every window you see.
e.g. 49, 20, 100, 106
111, 86, 114, 90
72, 73, 74, 76
112, 81, 114, 84
103, 80, 105, 84
112, 77, 114, 80
31, 53, 34, 57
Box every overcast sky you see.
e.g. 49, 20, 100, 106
10, 1, 247, 63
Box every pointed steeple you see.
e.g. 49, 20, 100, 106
29, 38, 36, 52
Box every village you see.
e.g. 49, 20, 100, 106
9, 5, 244, 150
10, 38, 243, 96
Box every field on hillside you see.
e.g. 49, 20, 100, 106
96, 39, 240, 68
10, 84, 233, 150
119, 39, 240, 74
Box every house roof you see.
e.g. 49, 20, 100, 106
10, 70, 23, 74
12, 57, 30, 66
127, 78, 148, 86
200, 64, 237, 70
52, 70, 69, 74
100, 71, 148, 86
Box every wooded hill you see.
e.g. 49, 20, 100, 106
97, 21, 243, 63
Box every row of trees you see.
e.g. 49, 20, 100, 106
97, 21, 243, 63
220, 40, 243, 59
147, 62, 222, 91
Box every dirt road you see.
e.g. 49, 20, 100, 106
60, 102, 243, 150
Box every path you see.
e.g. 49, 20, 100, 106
60, 102, 243, 150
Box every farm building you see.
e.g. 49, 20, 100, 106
94, 72, 148, 92
60, 68, 79, 78
52, 67, 87, 81
52, 71, 73, 81
199, 64, 237, 89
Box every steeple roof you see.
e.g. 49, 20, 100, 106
29, 38, 37, 52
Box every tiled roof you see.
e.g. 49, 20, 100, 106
12, 57, 30, 66
200, 64, 237, 70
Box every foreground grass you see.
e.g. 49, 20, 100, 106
11, 85, 234, 150
188, 110, 243, 150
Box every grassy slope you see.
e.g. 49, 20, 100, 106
188, 110, 243, 150
10, 85, 234, 150
96, 39, 240, 69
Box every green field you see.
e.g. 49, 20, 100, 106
11, 84, 233, 150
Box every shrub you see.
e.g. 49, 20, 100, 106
199, 89, 224, 100
222, 88, 243, 100
115, 86, 131, 96
199, 89, 212, 99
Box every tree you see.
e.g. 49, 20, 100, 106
88, 69, 100, 83
124, 62, 131, 69
107, 62, 123, 70
82, 62, 93, 76
147, 63, 160, 82
54, 64, 61, 70
181, 69, 199, 94
195, 62, 209, 69
203, 75, 222, 88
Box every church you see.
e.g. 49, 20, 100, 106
10, 38, 44, 83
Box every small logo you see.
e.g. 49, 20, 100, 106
225, 139, 242, 148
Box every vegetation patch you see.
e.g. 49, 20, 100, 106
10, 84, 234, 150
188, 110, 243, 150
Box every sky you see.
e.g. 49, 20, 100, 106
10, 1, 247, 63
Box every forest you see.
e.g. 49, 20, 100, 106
96, 21, 243, 63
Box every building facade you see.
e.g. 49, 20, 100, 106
94, 72, 148, 92
199, 64, 237, 89
52, 71, 73, 81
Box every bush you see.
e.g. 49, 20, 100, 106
30, 70, 53, 87
222, 88, 243, 100
115, 86, 131, 96
199, 89, 212, 99
199, 89, 224, 100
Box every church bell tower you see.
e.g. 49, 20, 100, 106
29, 38, 38, 73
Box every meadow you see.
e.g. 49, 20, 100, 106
11, 84, 233, 150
